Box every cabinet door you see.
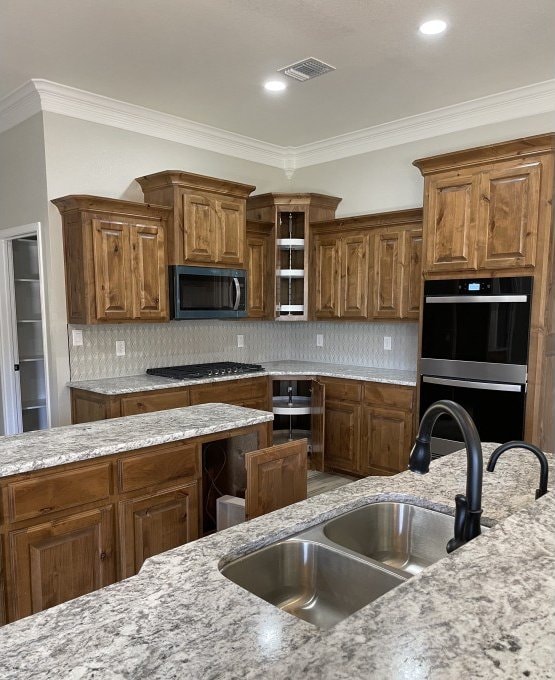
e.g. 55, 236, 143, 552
120, 389, 190, 416
477, 160, 541, 270
217, 199, 245, 266
245, 441, 307, 519
183, 193, 217, 263
247, 233, 271, 318
424, 173, 479, 272
92, 219, 134, 320
372, 230, 403, 318
0, 540, 6, 626
341, 234, 369, 318
131, 224, 168, 320
119, 482, 199, 578
310, 379, 325, 471
8, 506, 116, 621
313, 235, 341, 318
401, 228, 423, 319
360, 406, 412, 476
324, 399, 360, 474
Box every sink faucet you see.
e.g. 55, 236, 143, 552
487, 440, 549, 499
409, 399, 483, 554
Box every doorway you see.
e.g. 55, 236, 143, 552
0, 223, 50, 435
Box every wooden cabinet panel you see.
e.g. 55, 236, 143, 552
313, 236, 341, 318
478, 160, 541, 270
131, 224, 168, 320
360, 406, 412, 476
0, 540, 6, 627
245, 441, 307, 519
92, 219, 134, 320
363, 383, 414, 410
118, 442, 199, 493
402, 228, 423, 319
120, 389, 190, 416
119, 482, 199, 578
8, 464, 112, 523
373, 231, 403, 318
189, 377, 268, 406
217, 199, 244, 265
424, 174, 478, 272
8, 506, 116, 620
341, 234, 368, 318
246, 223, 273, 319
183, 193, 217, 263
71, 389, 121, 424
324, 400, 360, 474
310, 379, 325, 472
321, 378, 362, 403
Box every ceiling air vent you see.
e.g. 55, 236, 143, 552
277, 58, 335, 82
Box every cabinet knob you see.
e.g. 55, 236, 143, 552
100, 551, 108, 561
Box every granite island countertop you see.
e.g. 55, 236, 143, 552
0, 403, 273, 478
68, 360, 417, 395
0, 444, 552, 679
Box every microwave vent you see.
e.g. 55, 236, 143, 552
277, 58, 335, 82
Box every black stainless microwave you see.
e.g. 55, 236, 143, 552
170, 266, 247, 319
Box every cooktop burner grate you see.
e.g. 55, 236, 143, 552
146, 361, 265, 380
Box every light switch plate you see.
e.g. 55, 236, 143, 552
316, 334, 324, 347
72, 329, 83, 347
115, 340, 126, 357
384, 336, 392, 351
237, 334, 244, 348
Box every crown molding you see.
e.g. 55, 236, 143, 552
1, 78, 554, 172
33, 79, 288, 168
293, 79, 555, 167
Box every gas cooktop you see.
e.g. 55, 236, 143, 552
146, 361, 265, 380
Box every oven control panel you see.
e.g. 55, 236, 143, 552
459, 280, 491, 293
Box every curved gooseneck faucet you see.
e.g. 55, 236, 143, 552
409, 399, 483, 554
487, 440, 549, 499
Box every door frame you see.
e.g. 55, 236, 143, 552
0, 223, 51, 434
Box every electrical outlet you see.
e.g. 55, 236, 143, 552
115, 340, 126, 357
316, 334, 324, 347
237, 334, 244, 348
72, 329, 83, 347
384, 336, 392, 351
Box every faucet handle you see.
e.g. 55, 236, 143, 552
446, 494, 468, 554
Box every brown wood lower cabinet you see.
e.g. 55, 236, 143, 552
7, 506, 116, 621
359, 406, 413, 476
119, 482, 199, 578
323, 399, 361, 474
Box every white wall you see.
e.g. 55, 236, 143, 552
0, 114, 49, 434
41, 113, 291, 424
293, 112, 555, 216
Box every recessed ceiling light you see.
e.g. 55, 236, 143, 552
264, 80, 287, 92
419, 19, 447, 35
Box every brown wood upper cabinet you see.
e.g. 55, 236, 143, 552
53, 196, 170, 324
414, 135, 554, 274
137, 171, 256, 268
246, 220, 274, 319
311, 209, 423, 321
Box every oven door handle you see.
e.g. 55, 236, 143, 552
422, 376, 523, 393
425, 295, 528, 304
232, 277, 241, 311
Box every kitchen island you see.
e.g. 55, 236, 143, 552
0, 437, 552, 679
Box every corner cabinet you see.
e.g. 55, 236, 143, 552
310, 209, 423, 321
246, 193, 342, 320
53, 195, 171, 324
246, 220, 274, 319
136, 171, 256, 268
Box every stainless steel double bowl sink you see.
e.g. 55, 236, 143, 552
220, 501, 487, 629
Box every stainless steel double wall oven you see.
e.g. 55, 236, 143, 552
419, 276, 533, 457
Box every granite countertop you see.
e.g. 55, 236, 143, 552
0, 403, 273, 478
0, 444, 551, 679
68, 360, 417, 395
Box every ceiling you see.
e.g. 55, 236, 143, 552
1, 0, 554, 146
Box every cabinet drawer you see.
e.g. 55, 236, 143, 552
120, 389, 190, 416
189, 378, 267, 405
363, 383, 414, 410
7, 463, 112, 523
322, 378, 362, 402
118, 442, 199, 493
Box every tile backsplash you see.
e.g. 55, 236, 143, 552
68, 320, 418, 381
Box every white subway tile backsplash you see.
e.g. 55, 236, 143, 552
68, 320, 418, 381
